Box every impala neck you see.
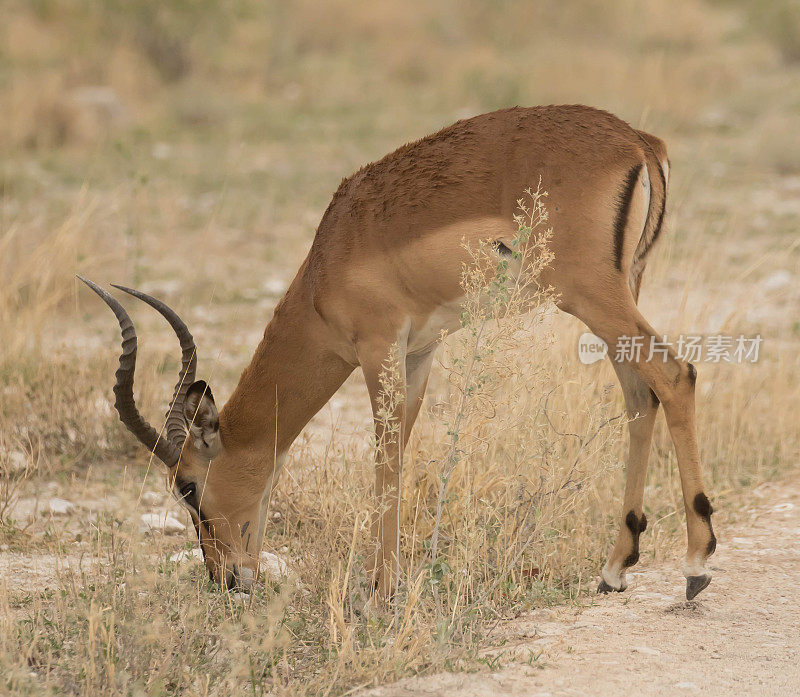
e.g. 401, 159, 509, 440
218, 270, 353, 473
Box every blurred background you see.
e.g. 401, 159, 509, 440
2, 0, 799, 314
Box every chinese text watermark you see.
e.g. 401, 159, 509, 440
578, 334, 763, 364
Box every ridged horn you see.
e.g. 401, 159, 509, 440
109, 284, 198, 451
77, 276, 181, 467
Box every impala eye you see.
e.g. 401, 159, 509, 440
178, 482, 197, 509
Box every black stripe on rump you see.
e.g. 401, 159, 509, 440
613, 164, 644, 271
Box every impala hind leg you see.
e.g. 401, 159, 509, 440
598, 362, 659, 593
574, 293, 716, 600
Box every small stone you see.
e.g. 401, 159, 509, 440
141, 492, 161, 507
633, 646, 660, 656
674, 682, 699, 690
260, 551, 290, 581
4, 450, 30, 475
140, 512, 186, 535
233, 591, 250, 601
772, 502, 794, 513
48, 498, 74, 516
170, 548, 203, 562
272, 510, 282, 521
762, 270, 792, 293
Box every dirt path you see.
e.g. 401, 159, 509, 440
366, 477, 800, 697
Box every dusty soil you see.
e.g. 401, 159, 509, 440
365, 476, 800, 697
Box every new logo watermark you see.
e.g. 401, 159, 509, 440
577, 332, 608, 364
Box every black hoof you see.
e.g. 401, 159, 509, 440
597, 579, 623, 594
685, 574, 711, 600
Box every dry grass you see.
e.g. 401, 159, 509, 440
2, 0, 800, 695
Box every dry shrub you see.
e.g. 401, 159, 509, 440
402, 186, 623, 611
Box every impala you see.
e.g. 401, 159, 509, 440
80, 104, 716, 601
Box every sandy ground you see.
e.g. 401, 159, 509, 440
365, 476, 800, 697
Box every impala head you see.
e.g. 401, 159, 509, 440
78, 277, 263, 590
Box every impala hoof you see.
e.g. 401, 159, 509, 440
597, 579, 624, 594
685, 573, 711, 600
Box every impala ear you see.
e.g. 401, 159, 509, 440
183, 380, 221, 459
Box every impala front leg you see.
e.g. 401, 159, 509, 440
359, 338, 409, 601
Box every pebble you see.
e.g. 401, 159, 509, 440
170, 548, 203, 562
674, 682, 699, 690
260, 551, 290, 581
5, 450, 30, 475
762, 270, 792, 293
141, 492, 162, 507
140, 512, 186, 534
632, 646, 660, 656
48, 498, 74, 516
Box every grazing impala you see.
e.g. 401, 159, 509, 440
80, 104, 715, 601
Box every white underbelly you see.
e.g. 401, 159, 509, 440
406, 297, 465, 354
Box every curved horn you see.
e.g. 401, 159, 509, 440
77, 276, 181, 467
110, 284, 197, 450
